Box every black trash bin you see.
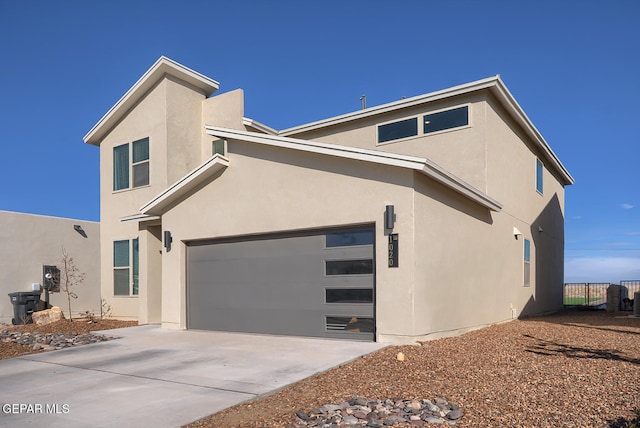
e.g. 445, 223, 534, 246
8, 291, 42, 325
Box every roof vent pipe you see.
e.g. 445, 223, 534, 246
360, 94, 366, 110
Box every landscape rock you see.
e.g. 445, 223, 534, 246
0, 329, 117, 352
289, 397, 463, 427
32, 307, 65, 326
446, 408, 464, 420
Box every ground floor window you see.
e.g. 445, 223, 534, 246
523, 238, 531, 287
113, 238, 139, 296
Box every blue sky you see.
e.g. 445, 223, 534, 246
0, 0, 638, 283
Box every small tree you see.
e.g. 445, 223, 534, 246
59, 248, 86, 321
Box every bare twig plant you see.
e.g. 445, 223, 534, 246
100, 298, 112, 319
59, 248, 86, 321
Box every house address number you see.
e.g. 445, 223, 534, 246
388, 234, 398, 267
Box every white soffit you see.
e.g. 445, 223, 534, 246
83, 56, 220, 146
140, 154, 229, 216
206, 126, 502, 212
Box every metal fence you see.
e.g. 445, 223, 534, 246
563, 283, 609, 308
620, 280, 640, 310
563, 280, 640, 310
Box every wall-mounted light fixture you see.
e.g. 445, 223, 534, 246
73, 225, 87, 238
513, 227, 522, 239
164, 230, 173, 252
538, 226, 544, 233
385, 205, 395, 230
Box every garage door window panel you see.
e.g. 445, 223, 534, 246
325, 230, 374, 248
325, 259, 373, 275
325, 288, 373, 303
325, 316, 374, 333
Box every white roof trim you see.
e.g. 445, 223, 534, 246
279, 75, 573, 186
140, 154, 229, 216
279, 76, 500, 136
243, 117, 278, 135
84, 56, 220, 146
206, 126, 502, 212
120, 213, 161, 223
488, 79, 574, 185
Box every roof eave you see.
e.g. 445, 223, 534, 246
206, 126, 502, 212
488, 78, 575, 186
279, 76, 501, 136
83, 56, 220, 146
140, 154, 229, 216
243, 117, 278, 135
279, 75, 573, 186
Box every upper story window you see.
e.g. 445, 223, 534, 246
378, 118, 418, 143
212, 139, 226, 156
423, 106, 468, 134
377, 105, 469, 144
536, 158, 544, 194
113, 137, 150, 191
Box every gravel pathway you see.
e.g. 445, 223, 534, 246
187, 311, 640, 427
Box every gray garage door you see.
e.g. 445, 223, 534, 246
187, 227, 375, 340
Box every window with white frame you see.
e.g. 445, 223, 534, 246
377, 105, 469, 144
113, 238, 139, 296
536, 158, 543, 194
523, 238, 531, 287
212, 139, 226, 156
113, 137, 150, 191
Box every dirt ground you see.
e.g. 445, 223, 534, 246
0, 318, 137, 360
186, 311, 640, 428
2, 312, 638, 427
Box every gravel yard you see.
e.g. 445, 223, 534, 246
0, 318, 137, 360
1, 312, 638, 427
187, 311, 640, 427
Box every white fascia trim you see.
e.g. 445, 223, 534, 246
279, 76, 501, 136
279, 75, 573, 186
84, 56, 220, 146
120, 213, 161, 223
489, 79, 575, 185
206, 126, 502, 212
242, 117, 278, 135
418, 161, 503, 212
140, 154, 229, 216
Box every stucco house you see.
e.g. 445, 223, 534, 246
84, 56, 573, 343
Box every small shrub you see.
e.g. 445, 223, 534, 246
100, 298, 112, 319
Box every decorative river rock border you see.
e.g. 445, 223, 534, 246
289, 397, 464, 427
1, 330, 116, 351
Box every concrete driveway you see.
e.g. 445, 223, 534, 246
0, 325, 385, 427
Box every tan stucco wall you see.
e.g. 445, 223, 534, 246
98, 77, 211, 320
286, 94, 489, 192
159, 140, 418, 337
410, 174, 510, 340
0, 211, 100, 323
287, 90, 567, 334
484, 94, 566, 316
